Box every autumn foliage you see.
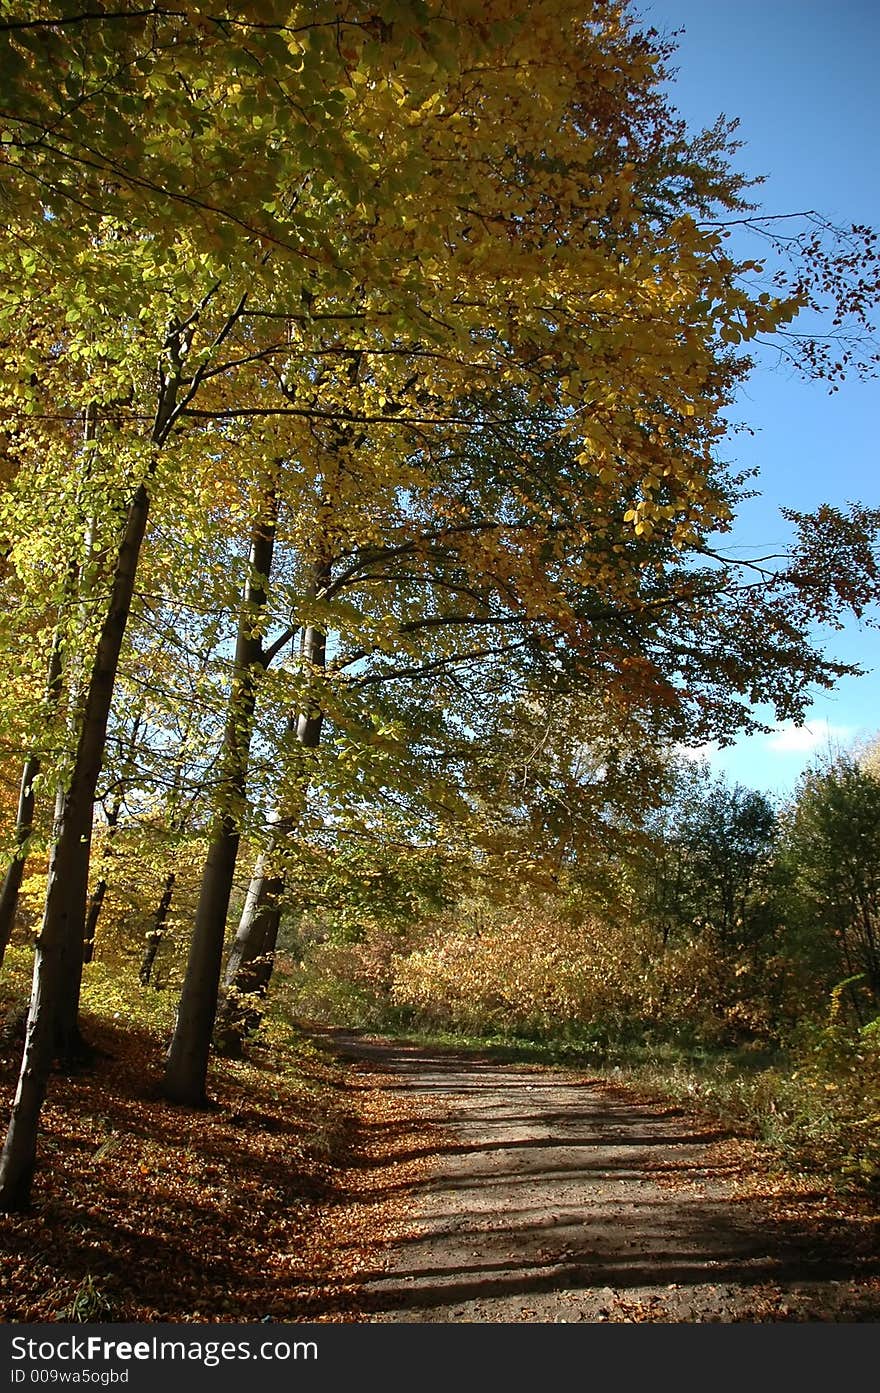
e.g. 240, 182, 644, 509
0, 0, 878, 1236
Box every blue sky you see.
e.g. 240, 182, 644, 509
640, 0, 880, 799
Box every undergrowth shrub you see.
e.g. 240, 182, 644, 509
768, 996, 880, 1184
290, 927, 407, 1030
389, 903, 763, 1044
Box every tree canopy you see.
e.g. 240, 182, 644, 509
0, 0, 878, 1208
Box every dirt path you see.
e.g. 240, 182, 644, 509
330, 1034, 880, 1323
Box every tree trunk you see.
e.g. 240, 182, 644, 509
0, 757, 41, 968
0, 477, 155, 1208
81, 879, 107, 965
163, 492, 277, 1106
212, 855, 284, 1055
139, 871, 176, 987
0, 363, 183, 1210
0, 627, 66, 969
82, 800, 120, 968
214, 559, 328, 1055
51, 495, 157, 1062
81, 711, 143, 967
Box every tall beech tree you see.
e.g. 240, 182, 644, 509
0, 0, 496, 1206
212, 589, 328, 1061
164, 486, 279, 1102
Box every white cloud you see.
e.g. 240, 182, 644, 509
675, 741, 718, 763
765, 720, 854, 755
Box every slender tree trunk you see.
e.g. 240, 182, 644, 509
0, 758, 41, 968
81, 709, 144, 966
0, 361, 183, 1210
212, 853, 284, 1055
82, 881, 107, 966
139, 871, 176, 987
81, 802, 119, 968
0, 479, 154, 1206
215, 558, 328, 1055
0, 615, 67, 969
163, 491, 277, 1106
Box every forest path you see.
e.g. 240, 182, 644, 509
328, 1034, 880, 1322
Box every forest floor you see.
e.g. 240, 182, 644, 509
0, 1013, 435, 1323
330, 1032, 880, 1323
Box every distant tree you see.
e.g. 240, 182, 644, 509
641, 765, 778, 950
778, 752, 880, 1016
